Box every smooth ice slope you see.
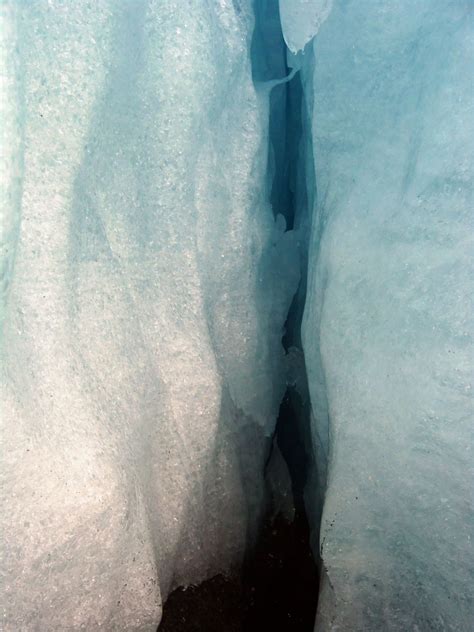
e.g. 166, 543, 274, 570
0, 1, 298, 629
301, 1, 474, 630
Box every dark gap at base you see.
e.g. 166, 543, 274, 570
159, 386, 319, 632
158, 512, 318, 632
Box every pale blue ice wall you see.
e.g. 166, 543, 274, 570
2, 0, 473, 629
0, 1, 23, 321
1, 1, 298, 629
297, 1, 473, 630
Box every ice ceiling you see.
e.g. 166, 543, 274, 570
1, 1, 473, 630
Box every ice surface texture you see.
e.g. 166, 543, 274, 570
300, 1, 474, 629
1, 1, 298, 629
2, 0, 473, 630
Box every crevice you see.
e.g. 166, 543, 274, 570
159, 1, 321, 629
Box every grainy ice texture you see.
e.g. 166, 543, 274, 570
2, 0, 473, 630
0, 1, 23, 320
300, 1, 474, 630
0, 1, 298, 629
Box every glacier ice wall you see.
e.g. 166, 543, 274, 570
2, 0, 473, 630
299, 1, 474, 630
0, 1, 298, 629
0, 1, 23, 319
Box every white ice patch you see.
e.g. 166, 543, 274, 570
279, 0, 332, 53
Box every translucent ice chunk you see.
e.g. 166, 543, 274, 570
278, 0, 332, 53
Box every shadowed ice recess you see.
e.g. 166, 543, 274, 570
1, 1, 473, 631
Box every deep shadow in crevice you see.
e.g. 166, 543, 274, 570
242, 386, 319, 631
158, 512, 318, 632
158, 389, 319, 632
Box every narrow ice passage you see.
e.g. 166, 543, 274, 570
1, 1, 473, 631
